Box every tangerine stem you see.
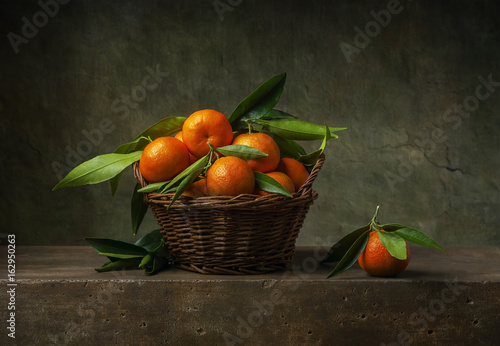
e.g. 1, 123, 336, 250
371, 205, 380, 223
243, 119, 256, 134
369, 205, 381, 232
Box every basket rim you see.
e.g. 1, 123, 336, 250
133, 154, 325, 208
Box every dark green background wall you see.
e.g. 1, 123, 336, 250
1, 0, 499, 247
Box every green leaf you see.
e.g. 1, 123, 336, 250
267, 132, 306, 158
326, 229, 371, 278
109, 171, 123, 197
94, 258, 142, 272
53, 151, 142, 191
151, 240, 171, 258
137, 155, 210, 195
229, 73, 287, 126
134, 229, 164, 252
145, 255, 171, 275
322, 224, 370, 263
254, 171, 293, 197
115, 136, 152, 155
256, 118, 345, 141
382, 224, 444, 250
134, 116, 186, 141
137, 181, 170, 193
89, 229, 171, 274
261, 109, 297, 120
131, 183, 148, 235
108, 135, 150, 195
85, 237, 147, 259
216, 145, 268, 160
167, 163, 206, 208
139, 253, 154, 268
378, 231, 408, 260
159, 155, 210, 194
297, 123, 331, 166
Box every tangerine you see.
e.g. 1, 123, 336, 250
174, 131, 198, 164
358, 230, 410, 277
182, 109, 233, 158
231, 132, 280, 172
182, 178, 208, 198
174, 131, 183, 141
139, 137, 190, 183
206, 156, 255, 196
276, 157, 310, 191
255, 171, 295, 196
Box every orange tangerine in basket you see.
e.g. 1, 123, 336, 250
139, 137, 190, 183
182, 109, 233, 159
231, 132, 280, 173
276, 157, 310, 191
182, 178, 208, 198
206, 156, 255, 196
254, 171, 295, 196
175, 131, 198, 164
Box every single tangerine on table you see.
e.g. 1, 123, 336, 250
139, 137, 190, 183
254, 171, 295, 196
357, 230, 410, 277
182, 109, 234, 159
206, 156, 255, 196
231, 132, 280, 173
276, 157, 310, 191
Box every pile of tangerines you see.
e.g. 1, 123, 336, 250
139, 109, 310, 198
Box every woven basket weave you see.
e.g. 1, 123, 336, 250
133, 155, 325, 275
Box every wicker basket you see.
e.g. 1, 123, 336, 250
133, 155, 325, 275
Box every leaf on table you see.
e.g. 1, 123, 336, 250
85, 237, 148, 259
139, 253, 154, 268
145, 255, 171, 275
94, 258, 143, 272
321, 224, 370, 263
326, 229, 371, 278
134, 229, 164, 252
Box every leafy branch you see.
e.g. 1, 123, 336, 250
322, 206, 444, 278
85, 229, 172, 275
